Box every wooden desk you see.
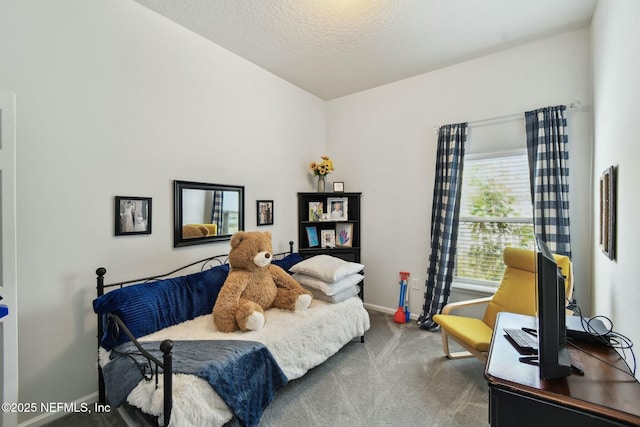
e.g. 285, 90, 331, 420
485, 312, 640, 427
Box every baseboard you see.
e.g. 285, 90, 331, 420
18, 392, 99, 427
364, 303, 419, 321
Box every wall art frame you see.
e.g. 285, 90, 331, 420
599, 165, 616, 260
257, 200, 274, 226
115, 196, 152, 236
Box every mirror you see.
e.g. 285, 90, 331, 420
174, 180, 245, 247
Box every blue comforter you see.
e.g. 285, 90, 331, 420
102, 340, 288, 427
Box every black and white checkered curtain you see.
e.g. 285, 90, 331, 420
211, 190, 224, 231
525, 105, 571, 257
418, 123, 467, 331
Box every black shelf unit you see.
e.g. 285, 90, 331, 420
297, 192, 362, 263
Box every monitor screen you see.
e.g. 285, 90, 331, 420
535, 236, 571, 379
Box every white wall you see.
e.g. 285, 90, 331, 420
591, 0, 640, 378
327, 29, 594, 320
0, 0, 325, 424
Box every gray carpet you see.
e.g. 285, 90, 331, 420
45, 310, 488, 427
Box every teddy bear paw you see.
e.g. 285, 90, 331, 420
295, 294, 312, 311
245, 312, 265, 331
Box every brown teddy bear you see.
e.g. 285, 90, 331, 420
213, 231, 312, 332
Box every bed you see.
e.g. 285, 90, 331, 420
93, 244, 370, 427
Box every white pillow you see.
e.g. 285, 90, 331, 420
309, 285, 361, 303
288, 255, 364, 282
293, 272, 364, 295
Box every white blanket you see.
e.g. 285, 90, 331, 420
100, 297, 370, 427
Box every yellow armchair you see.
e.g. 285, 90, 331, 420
433, 247, 572, 363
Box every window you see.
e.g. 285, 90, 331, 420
455, 151, 534, 285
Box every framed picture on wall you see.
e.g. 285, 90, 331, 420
599, 165, 616, 260
115, 196, 152, 236
257, 200, 274, 226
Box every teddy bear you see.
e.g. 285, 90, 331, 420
213, 231, 312, 332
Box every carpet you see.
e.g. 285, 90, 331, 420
231, 309, 489, 427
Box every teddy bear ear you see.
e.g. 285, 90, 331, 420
230, 231, 246, 249
264, 231, 272, 239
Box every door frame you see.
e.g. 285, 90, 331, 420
0, 89, 18, 427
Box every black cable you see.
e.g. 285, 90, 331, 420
567, 302, 636, 377
570, 304, 616, 347
568, 340, 636, 379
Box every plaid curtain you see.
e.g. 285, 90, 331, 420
525, 105, 571, 257
418, 123, 467, 331
211, 191, 224, 232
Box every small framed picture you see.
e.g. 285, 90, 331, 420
327, 197, 348, 221
336, 223, 353, 247
308, 201, 323, 221
321, 229, 336, 248
333, 182, 344, 192
257, 200, 273, 226
306, 226, 319, 247
599, 166, 616, 260
115, 196, 152, 236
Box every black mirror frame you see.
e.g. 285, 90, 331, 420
173, 180, 245, 248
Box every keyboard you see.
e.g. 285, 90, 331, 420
504, 328, 538, 354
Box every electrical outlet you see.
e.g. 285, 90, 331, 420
411, 278, 420, 290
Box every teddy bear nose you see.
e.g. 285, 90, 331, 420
265, 253, 271, 259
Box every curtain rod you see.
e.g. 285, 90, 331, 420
433, 100, 581, 133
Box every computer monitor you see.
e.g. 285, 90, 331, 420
535, 236, 571, 379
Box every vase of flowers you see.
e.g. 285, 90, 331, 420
309, 155, 334, 192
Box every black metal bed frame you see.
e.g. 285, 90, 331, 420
95, 242, 294, 426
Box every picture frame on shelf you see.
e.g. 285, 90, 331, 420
320, 229, 336, 248
115, 196, 152, 236
257, 200, 273, 226
308, 201, 323, 221
333, 181, 344, 192
336, 222, 353, 247
327, 197, 348, 221
306, 226, 319, 247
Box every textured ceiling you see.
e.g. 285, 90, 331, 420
132, 0, 598, 100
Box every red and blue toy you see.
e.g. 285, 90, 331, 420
393, 272, 411, 324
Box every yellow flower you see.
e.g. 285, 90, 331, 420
309, 155, 335, 177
